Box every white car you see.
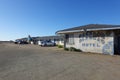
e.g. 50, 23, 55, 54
41, 41, 55, 46
38, 41, 42, 46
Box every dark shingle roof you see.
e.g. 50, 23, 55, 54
56, 24, 120, 33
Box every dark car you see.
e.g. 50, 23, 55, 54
14, 40, 19, 44
14, 40, 28, 44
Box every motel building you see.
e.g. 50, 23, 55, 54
56, 24, 120, 55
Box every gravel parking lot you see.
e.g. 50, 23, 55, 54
0, 43, 120, 80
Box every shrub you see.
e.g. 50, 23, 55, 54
58, 45, 64, 48
64, 47, 82, 52
69, 47, 82, 52
64, 48, 69, 51
69, 47, 76, 51
74, 49, 82, 52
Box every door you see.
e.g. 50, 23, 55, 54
118, 37, 120, 54
115, 36, 120, 55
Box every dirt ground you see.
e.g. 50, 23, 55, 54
0, 43, 120, 80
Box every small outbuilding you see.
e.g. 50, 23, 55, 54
56, 24, 120, 55
34, 36, 64, 45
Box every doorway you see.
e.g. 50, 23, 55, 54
114, 36, 120, 55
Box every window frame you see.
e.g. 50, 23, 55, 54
66, 34, 74, 45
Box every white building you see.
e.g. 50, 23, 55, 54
56, 24, 120, 55
35, 36, 64, 46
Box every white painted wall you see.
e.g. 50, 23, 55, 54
55, 40, 64, 46
66, 32, 114, 55
58, 40, 64, 45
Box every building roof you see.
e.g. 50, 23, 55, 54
16, 36, 64, 41
56, 24, 120, 34
35, 36, 64, 41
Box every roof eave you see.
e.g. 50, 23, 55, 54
57, 27, 120, 34
57, 30, 84, 34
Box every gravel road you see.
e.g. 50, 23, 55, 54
0, 43, 120, 80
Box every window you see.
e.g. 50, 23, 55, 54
66, 34, 74, 44
79, 33, 85, 43
60, 39, 64, 43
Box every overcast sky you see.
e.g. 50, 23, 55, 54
0, 0, 120, 41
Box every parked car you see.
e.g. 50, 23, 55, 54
14, 40, 28, 44
41, 41, 55, 46
14, 40, 19, 44
38, 41, 43, 46
21, 41, 28, 44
